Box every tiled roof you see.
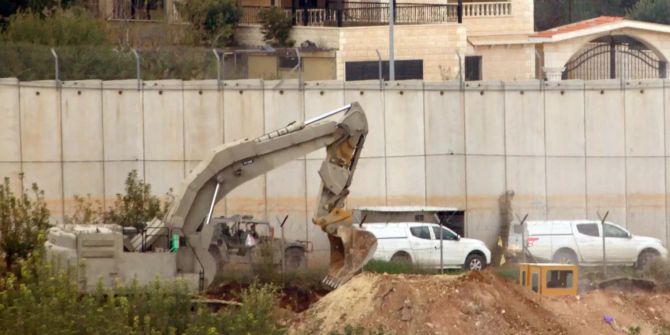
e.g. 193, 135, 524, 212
532, 16, 625, 38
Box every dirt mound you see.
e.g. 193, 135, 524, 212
290, 270, 670, 335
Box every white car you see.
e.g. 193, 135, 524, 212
523, 220, 668, 268
362, 222, 491, 270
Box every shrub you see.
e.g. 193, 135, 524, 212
258, 7, 294, 47
627, 0, 670, 25
102, 170, 173, 231
0, 249, 285, 335
2, 6, 110, 46
0, 175, 50, 272
177, 0, 242, 47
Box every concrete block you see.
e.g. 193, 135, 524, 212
145, 161, 184, 198
63, 162, 104, 218
143, 80, 184, 161
546, 157, 586, 220
266, 160, 307, 242
625, 87, 664, 156
20, 82, 61, 162
384, 82, 425, 157
626, 158, 665, 240
466, 210, 500, 247
103, 161, 144, 203
386, 156, 425, 206
183, 80, 223, 161
61, 81, 103, 162
506, 156, 546, 219
545, 82, 585, 156
304, 81, 345, 160
423, 85, 465, 155
102, 80, 143, 161
464, 89, 505, 155
344, 81, 385, 158
425, 155, 465, 208
585, 87, 625, 156
223, 80, 265, 142
23, 162, 63, 219
504, 85, 544, 156
0, 78, 20, 162
586, 157, 626, 227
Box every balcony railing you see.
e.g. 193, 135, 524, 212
240, 1, 511, 27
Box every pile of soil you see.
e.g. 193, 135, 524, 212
289, 270, 670, 335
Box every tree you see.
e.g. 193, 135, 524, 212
535, 0, 639, 31
0, 175, 50, 272
258, 7, 294, 47
627, 0, 670, 25
102, 170, 172, 231
176, 0, 242, 47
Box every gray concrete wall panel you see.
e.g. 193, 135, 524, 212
546, 157, 587, 219
266, 160, 307, 242
304, 81, 344, 160
424, 82, 464, 155
183, 80, 223, 161
384, 81, 425, 157
63, 162, 103, 216
545, 81, 586, 156
386, 156, 426, 206
585, 81, 625, 156
464, 82, 505, 155
425, 155, 466, 208
23, 162, 63, 220
506, 156, 546, 219
143, 80, 184, 161
626, 157, 666, 239
61, 81, 103, 162
102, 80, 143, 161
504, 81, 545, 156
0, 78, 20, 162
20, 82, 61, 162
587, 157, 626, 226
625, 85, 664, 157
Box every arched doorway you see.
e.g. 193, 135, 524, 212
562, 35, 668, 80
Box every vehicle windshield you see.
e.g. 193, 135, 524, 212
432, 226, 458, 241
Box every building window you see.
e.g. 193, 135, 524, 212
345, 60, 423, 81
465, 56, 482, 81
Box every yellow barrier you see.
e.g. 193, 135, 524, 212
518, 263, 578, 296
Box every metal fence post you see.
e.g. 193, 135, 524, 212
212, 48, 222, 90
50, 48, 60, 86
131, 49, 141, 91
375, 49, 383, 90
598, 211, 610, 278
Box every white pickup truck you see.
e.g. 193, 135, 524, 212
521, 220, 667, 268
361, 222, 491, 270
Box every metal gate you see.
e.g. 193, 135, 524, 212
562, 36, 667, 80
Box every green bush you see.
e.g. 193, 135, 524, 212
258, 7, 294, 47
177, 0, 242, 47
102, 170, 173, 231
2, 7, 110, 46
0, 175, 50, 272
363, 259, 434, 275
0, 249, 285, 335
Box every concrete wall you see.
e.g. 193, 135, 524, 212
3, 78, 670, 265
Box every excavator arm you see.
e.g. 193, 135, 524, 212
167, 102, 376, 290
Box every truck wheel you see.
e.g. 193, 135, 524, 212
464, 253, 485, 271
390, 252, 412, 265
637, 250, 659, 270
553, 249, 578, 265
284, 247, 306, 271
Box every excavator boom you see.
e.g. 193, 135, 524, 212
167, 102, 376, 290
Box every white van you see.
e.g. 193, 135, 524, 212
362, 222, 491, 270
521, 220, 667, 267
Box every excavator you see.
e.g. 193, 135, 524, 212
46, 102, 377, 291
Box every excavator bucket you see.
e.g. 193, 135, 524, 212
322, 226, 378, 290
